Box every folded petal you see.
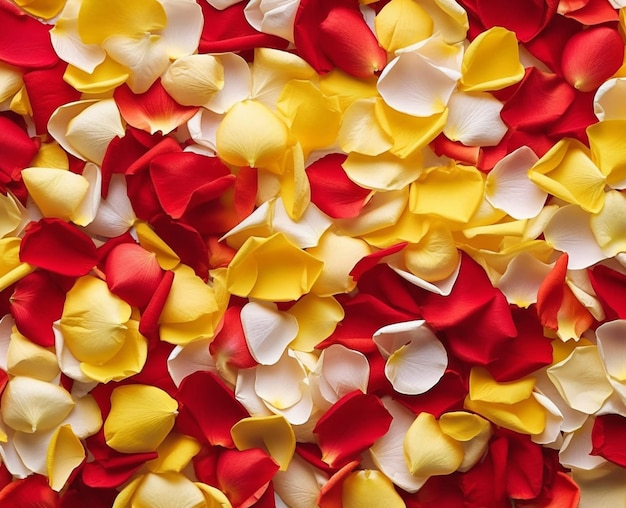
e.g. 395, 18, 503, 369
587, 119, 626, 189
161, 54, 224, 106
47, 425, 85, 491
287, 295, 344, 352
104, 384, 177, 453
244, 0, 299, 42
496, 252, 553, 307
594, 77, 626, 121
231, 415, 295, 471
443, 91, 507, 147
343, 150, 423, 191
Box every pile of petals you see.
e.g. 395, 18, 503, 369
4, 0, 626, 505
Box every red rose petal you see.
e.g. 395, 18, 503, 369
349, 242, 407, 281
561, 26, 624, 92
589, 265, 626, 320
209, 306, 257, 370
0, 115, 39, 190
559, 0, 619, 24
10, 271, 66, 347
104, 243, 164, 308
23, 62, 81, 135
313, 391, 392, 468
217, 448, 279, 508
431, 134, 480, 167
177, 371, 249, 448
307, 154, 371, 219
20, 218, 98, 276
394, 370, 467, 418
114, 80, 198, 135
524, 15, 581, 74
592, 414, 626, 467
500, 430, 544, 499
0, 2, 58, 68
139, 269, 174, 341
0, 474, 59, 508
317, 460, 359, 508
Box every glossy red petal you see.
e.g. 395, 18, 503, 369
150, 152, 234, 219
0, 2, 58, 68
60, 477, 118, 508
23, 62, 82, 135
561, 26, 624, 92
409, 474, 464, 507
198, 1, 288, 53
233, 166, 258, 221
139, 269, 174, 341
356, 264, 423, 316
349, 242, 407, 281
313, 391, 392, 468
0, 115, 39, 188
317, 460, 359, 508
394, 369, 467, 418
0, 475, 59, 508
486, 307, 552, 382
536, 254, 567, 332
559, 0, 619, 24
177, 371, 249, 448
500, 68, 576, 131
10, 271, 66, 347
209, 306, 257, 370
591, 414, 626, 467
114, 80, 198, 135
474, 0, 559, 43
524, 15, 581, 75
517, 471, 580, 508
307, 154, 371, 219
318, 293, 414, 353
217, 448, 279, 508
82, 452, 158, 488
501, 430, 544, 500
547, 90, 596, 144
20, 218, 98, 276
589, 265, 626, 320
104, 243, 164, 308
458, 436, 508, 507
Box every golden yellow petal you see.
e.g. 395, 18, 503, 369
47, 425, 85, 491
146, 433, 202, 474
403, 412, 464, 477
0, 238, 34, 292
342, 470, 406, 508
587, 119, 626, 188
319, 69, 378, 111
468, 367, 535, 404
403, 221, 459, 282
14, 0, 66, 19
64, 57, 130, 95
195, 483, 233, 508
231, 415, 295, 471
464, 396, 546, 435
29, 142, 69, 170
277, 143, 310, 221
104, 384, 178, 453
439, 411, 491, 442
160, 265, 219, 325
287, 294, 345, 352
61, 276, 132, 365
375, 0, 434, 53
135, 221, 181, 270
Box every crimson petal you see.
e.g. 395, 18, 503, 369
209, 306, 257, 370
313, 391, 392, 468
589, 265, 626, 320
0, 115, 39, 191
20, 218, 98, 276
0, 475, 59, 508
592, 414, 626, 468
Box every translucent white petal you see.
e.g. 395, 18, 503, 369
205, 54, 252, 114
255, 353, 305, 409
496, 252, 553, 308
84, 175, 137, 238
544, 205, 608, 270
167, 339, 217, 388
387, 251, 461, 296
531, 391, 564, 446
534, 371, 588, 434
235, 368, 274, 417
311, 344, 369, 408
48, 100, 99, 161
62, 395, 103, 439
443, 91, 507, 147
13, 429, 53, 475
271, 198, 331, 249
267, 385, 313, 425
186, 108, 221, 152
0, 429, 31, 478
0, 314, 14, 371
594, 77, 626, 121
485, 146, 547, 219
273, 454, 327, 508
241, 302, 299, 365
158, 0, 203, 59
370, 397, 427, 493
559, 417, 607, 471
373, 320, 447, 395
244, 0, 299, 42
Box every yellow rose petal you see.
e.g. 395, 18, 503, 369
319, 69, 378, 111
14, 0, 66, 19
460, 27, 525, 92
403, 412, 464, 477
375, 0, 434, 53
403, 222, 459, 282
0, 62, 23, 104
162, 54, 225, 107
287, 294, 345, 352
587, 119, 626, 188
342, 470, 406, 508
117, 473, 205, 508
29, 142, 69, 170
278, 143, 310, 221
216, 100, 290, 172
146, 433, 202, 474
104, 384, 178, 453
47, 425, 85, 491
60, 276, 132, 365
0, 238, 34, 291
135, 222, 181, 270
7, 330, 60, 382
64, 57, 130, 95
590, 189, 626, 257
226, 232, 323, 302
231, 415, 295, 471
468, 367, 535, 404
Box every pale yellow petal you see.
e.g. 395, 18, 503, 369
1, 377, 74, 433
63, 57, 130, 95
195, 483, 233, 508
104, 384, 178, 453
0, 62, 22, 104
0, 193, 22, 239
342, 470, 406, 508
7, 330, 60, 382
231, 415, 296, 471
403, 222, 459, 282
403, 412, 463, 477
162, 55, 225, 107
338, 98, 393, 156
343, 150, 422, 191
130, 472, 205, 508
47, 425, 85, 491
590, 189, 626, 256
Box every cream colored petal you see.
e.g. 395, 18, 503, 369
559, 417, 607, 471
0, 192, 22, 238
1, 377, 74, 433
0, 62, 23, 104
335, 188, 407, 237
205, 53, 252, 114
531, 391, 564, 446
64, 99, 125, 165
342, 150, 422, 191
7, 330, 59, 382
439, 411, 492, 471
13, 428, 54, 475
187, 108, 221, 152
420, 0, 468, 43
337, 98, 393, 156
22, 167, 89, 222
103, 34, 169, 94
159, 0, 203, 59
244, 0, 299, 42
84, 174, 136, 238
496, 252, 553, 308
547, 346, 614, 414
132, 472, 206, 508
255, 353, 305, 410
444, 91, 506, 146
271, 198, 331, 249
47, 425, 85, 491
590, 189, 626, 257
574, 464, 626, 508
272, 454, 327, 508
534, 371, 588, 433
485, 146, 545, 220
0, 315, 13, 371
241, 301, 299, 365
62, 394, 102, 439
53, 322, 94, 384
310, 344, 369, 407
370, 397, 427, 493
597, 320, 626, 382
162, 54, 225, 107
387, 251, 461, 296
167, 340, 217, 388
594, 77, 626, 121
544, 205, 608, 270
0, 429, 31, 478
235, 368, 274, 417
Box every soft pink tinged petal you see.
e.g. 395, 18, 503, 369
485, 146, 547, 220
544, 205, 608, 270
369, 397, 427, 493
443, 91, 507, 147
241, 302, 299, 365
559, 417, 607, 471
